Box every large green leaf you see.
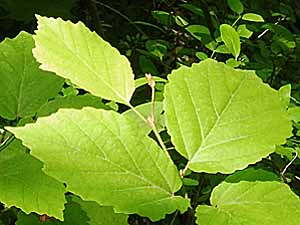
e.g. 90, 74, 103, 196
33, 16, 135, 105
220, 24, 241, 59
16, 195, 128, 225
164, 59, 291, 173
0, 31, 63, 120
0, 139, 66, 220
196, 181, 300, 225
7, 108, 189, 221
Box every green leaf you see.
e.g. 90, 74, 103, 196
288, 107, 300, 122
225, 168, 280, 183
195, 52, 208, 61
227, 0, 244, 14
71, 196, 129, 225
33, 15, 135, 106
138, 55, 159, 75
16, 195, 129, 225
37, 94, 109, 117
0, 139, 66, 220
278, 84, 291, 108
145, 40, 168, 60
7, 108, 190, 221
237, 24, 253, 38
220, 24, 241, 59
152, 11, 173, 26
164, 59, 292, 173
242, 13, 264, 22
0, 31, 63, 120
123, 102, 165, 134
196, 181, 300, 225
180, 4, 204, 17
225, 58, 240, 68
186, 25, 216, 51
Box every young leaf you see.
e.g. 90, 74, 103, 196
227, 0, 244, 14
0, 31, 63, 120
242, 13, 264, 22
237, 24, 253, 38
7, 108, 190, 221
33, 16, 135, 106
220, 24, 241, 59
278, 84, 291, 108
0, 139, 66, 220
164, 59, 292, 174
196, 181, 300, 225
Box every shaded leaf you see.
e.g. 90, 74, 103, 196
0, 139, 66, 220
0, 31, 63, 120
37, 94, 109, 117
227, 0, 244, 14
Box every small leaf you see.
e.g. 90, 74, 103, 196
195, 52, 208, 61
0, 31, 63, 120
242, 13, 264, 22
7, 108, 190, 221
186, 25, 216, 51
183, 178, 199, 186
226, 58, 240, 68
196, 181, 300, 225
0, 139, 66, 220
227, 0, 244, 14
220, 24, 241, 59
164, 59, 292, 173
139, 55, 159, 75
180, 4, 204, 17
237, 24, 253, 38
288, 107, 300, 122
152, 11, 173, 26
33, 15, 135, 105
278, 84, 291, 108
174, 15, 189, 27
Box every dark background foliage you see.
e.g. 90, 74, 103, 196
0, 1, 300, 224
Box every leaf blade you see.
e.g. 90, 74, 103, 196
33, 15, 135, 105
164, 59, 292, 173
7, 108, 189, 221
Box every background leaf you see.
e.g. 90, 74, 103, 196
227, 0, 244, 14
33, 16, 135, 105
0, 31, 63, 120
242, 13, 264, 22
164, 59, 292, 173
220, 24, 241, 59
0, 139, 66, 220
8, 108, 189, 221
